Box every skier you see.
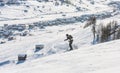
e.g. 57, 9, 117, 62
64, 34, 73, 51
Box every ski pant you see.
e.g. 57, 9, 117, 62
69, 40, 73, 51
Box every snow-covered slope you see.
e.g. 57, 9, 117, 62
0, 0, 120, 73
0, 19, 120, 73
0, 0, 76, 21
1, 39, 120, 73
0, 0, 117, 25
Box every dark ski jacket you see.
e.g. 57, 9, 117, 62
65, 35, 73, 42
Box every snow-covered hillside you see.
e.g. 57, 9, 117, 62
0, 0, 76, 22
1, 39, 120, 73
0, 0, 118, 25
0, 0, 120, 73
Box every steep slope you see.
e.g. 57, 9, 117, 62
0, 23, 91, 64
1, 39, 120, 73
0, 0, 120, 73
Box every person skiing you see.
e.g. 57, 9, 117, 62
64, 34, 73, 51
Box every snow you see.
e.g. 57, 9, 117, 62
0, 0, 120, 73
0, 0, 114, 26
1, 39, 120, 73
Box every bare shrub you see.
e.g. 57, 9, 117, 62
98, 21, 119, 43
